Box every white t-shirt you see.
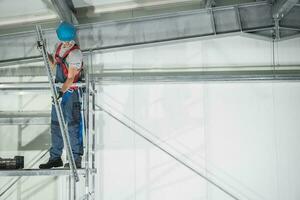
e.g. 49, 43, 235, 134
55, 42, 83, 70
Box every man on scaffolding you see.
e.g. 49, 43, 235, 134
39, 21, 84, 169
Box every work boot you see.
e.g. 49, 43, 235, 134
39, 158, 63, 169
64, 159, 82, 169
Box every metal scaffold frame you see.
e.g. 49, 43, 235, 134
83, 50, 97, 200
0, 26, 96, 200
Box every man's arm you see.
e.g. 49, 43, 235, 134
61, 66, 80, 93
60, 48, 83, 93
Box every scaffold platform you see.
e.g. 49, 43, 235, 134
0, 168, 96, 177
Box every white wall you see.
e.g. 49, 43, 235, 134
96, 82, 300, 200
96, 35, 275, 70
94, 36, 300, 200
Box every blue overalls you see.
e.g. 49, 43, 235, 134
49, 62, 83, 162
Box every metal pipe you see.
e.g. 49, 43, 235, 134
0, 56, 42, 68
235, 6, 243, 31
0, 169, 88, 177
209, 8, 216, 34
280, 26, 300, 31
92, 69, 300, 83
274, 19, 280, 40
91, 80, 96, 200
84, 51, 91, 200
1, 68, 300, 87
73, 177, 76, 200
0, 82, 85, 91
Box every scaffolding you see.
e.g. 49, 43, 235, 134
0, 21, 299, 200
0, 26, 97, 200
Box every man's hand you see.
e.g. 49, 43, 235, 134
52, 91, 64, 105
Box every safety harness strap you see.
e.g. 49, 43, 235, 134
54, 43, 82, 84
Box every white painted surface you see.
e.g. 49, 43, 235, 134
96, 82, 300, 200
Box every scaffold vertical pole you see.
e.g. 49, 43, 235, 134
84, 51, 91, 200
90, 53, 96, 200
91, 79, 96, 199
35, 25, 79, 183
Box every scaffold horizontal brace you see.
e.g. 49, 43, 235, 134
0, 169, 89, 177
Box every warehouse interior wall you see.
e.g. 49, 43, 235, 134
0, 35, 300, 200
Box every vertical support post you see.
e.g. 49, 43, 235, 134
17, 77, 22, 200
35, 25, 79, 182
68, 175, 76, 200
73, 178, 76, 200
88, 51, 96, 200
209, 8, 216, 35
84, 51, 91, 200
91, 79, 96, 200
235, 6, 243, 32
68, 176, 71, 200
274, 18, 280, 40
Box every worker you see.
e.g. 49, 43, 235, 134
39, 21, 84, 169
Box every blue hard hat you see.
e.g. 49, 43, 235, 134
56, 21, 76, 41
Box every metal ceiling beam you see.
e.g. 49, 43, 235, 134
50, 0, 78, 24
0, 1, 280, 65
272, 0, 299, 19
0, 1, 298, 66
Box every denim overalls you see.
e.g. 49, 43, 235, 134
49, 62, 83, 162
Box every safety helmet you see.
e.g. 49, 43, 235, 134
56, 21, 76, 41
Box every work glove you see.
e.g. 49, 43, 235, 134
56, 91, 64, 100
47, 52, 54, 65
52, 91, 64, 105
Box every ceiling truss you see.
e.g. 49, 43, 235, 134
0, 1, 299, 65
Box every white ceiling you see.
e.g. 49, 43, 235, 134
0, 0, 202, 27
73, 0, 202, 8
73, 0, 202, 13
0, 0, 58, 26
